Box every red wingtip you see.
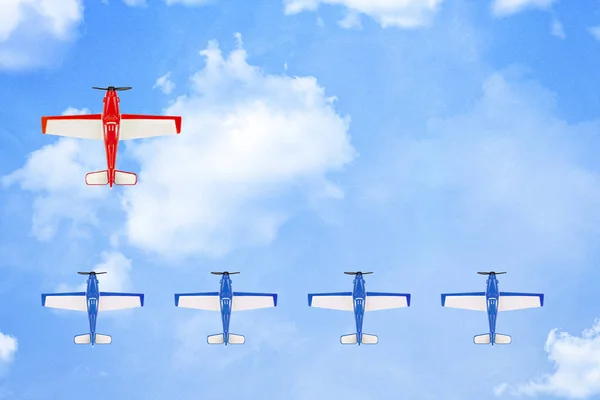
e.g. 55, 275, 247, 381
175, 116, 182, 134
41, 116, 48, 134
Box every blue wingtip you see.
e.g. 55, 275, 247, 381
307, 294, 312, 307
174, 294, 179, 307
540, 294, 545, 307
41, 294, 46, 306
140, 294, 145, 307
440, 294, 445, 307
273, 294, 278, 307
407, 294, 411, 307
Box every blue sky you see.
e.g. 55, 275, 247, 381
1, 0, 600, 399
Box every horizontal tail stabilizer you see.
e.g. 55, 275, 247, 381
494, 333, 512, 345
94, 333, 112, 345
340, 333, 358, 345
85, 170, 109, 185
74, 334, 91, 345
114, 170, 137, 186
228, 334, 245, 345
207, 334, 224, 345
361, 333, 379, 345
473, 333, 491, 345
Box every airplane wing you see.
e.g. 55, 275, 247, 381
41, 292, 87, 311
98, 292, 144, 311
365, 292, 411, 311
232, 292, 278, 311
119, 114, 182, 140
441, 292, 487, 311
174, 292, 220, 311
498, 292, 544, 311
308, 292, 353, 311
41, 114, 103, 140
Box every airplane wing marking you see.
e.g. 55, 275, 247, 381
441, 292, 487, 311
365, 292, 411, 311
174, 292, 220, 311
231, 292, 277, 311
498, 292, 544, 311
119, 114, 182, 140
307, 292, 353, 311
41, 114, 103, 140
41, 292, 87, 311
98, 292, 144, 311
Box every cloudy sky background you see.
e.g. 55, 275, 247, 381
1, 0, 600, 399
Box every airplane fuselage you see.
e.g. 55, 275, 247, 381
219, 275, 234, 345
485, 275, 499, 345
352, 274, 366, 345
101, 90, 121, 188
85, 275, 100, 346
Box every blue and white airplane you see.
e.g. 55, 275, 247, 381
307, 271, 411, 345
441, 271, 544, 345
41, 271, 144, 346
174, 271, 278, 345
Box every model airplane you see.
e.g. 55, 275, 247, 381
174, 272, 278, 345
41, 271, 144, 346
307, 272, 411, 345
41, 86, 182, 188
441, 271, 544, 345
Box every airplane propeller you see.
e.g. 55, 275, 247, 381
477, 271, 506, 275
344, 271, 373, 275
77, 271, 107, 275
92, 86, 132, 91
210, 271, 240, 275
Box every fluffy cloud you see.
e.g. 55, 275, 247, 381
153, 72, 176, 95
551, 19, 565, 39
0, 332, 17, 363
120, 34, 354, 258
0, 0, 83, 69
56, 251, 134, 293
491, 0, 556, 17
588, 26, 600, 41
495, 320, 600, 398
123, 0, 146, 6
3, 35, 355, 260
1, 107, 107, 241
361, 70, 600, 268
283, 0, 445, 29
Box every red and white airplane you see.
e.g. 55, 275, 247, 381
41, 86, 182, 188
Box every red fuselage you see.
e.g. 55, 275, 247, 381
102, 90, 120, 187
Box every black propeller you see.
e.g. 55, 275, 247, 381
344, 271, 373, 275
77, 271, 107, 275
92, 86, 132, 91
211, 271, 240, 275
477, 271, 506, 275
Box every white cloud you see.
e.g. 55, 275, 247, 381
496, 320, 600, 399
153, 72, 176, 95
119, 34, 354, 258
164, 0, 211, 5
338, 9, 362, 29
123, 0, 146, 5
57, 251, 133, 293
0, 0, 83, 69
284, 0, 444, 29
3, 35, 354, 260
361, 70, 600, 267
1, 107, 107, 241
0, 333, 17, 363
588, 26, 600, 41
491, 0, 556, 17
551, 19, 565, 39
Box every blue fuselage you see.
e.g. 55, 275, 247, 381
86, 275, 100, 346
485, 275, 499, 345
219, 275, 233, 345
352, 275, 366, 345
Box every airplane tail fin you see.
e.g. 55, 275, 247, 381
473, 333, 491, 345
94, 333, 112, 345
74, 333, 91, 345
340, 333, 358, 345
85, 170, 109, 185
494, 333, 512, 345
114, 170, 137, 186
361, 333, 379, 345
207, 333, 245, 345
